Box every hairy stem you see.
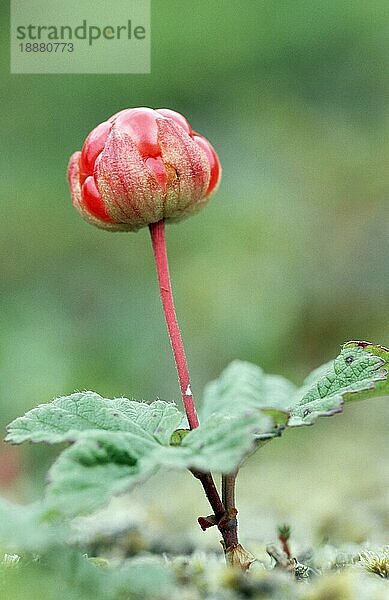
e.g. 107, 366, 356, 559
149, 219, 240, 554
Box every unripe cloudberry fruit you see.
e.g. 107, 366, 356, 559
67, 107, 221, 231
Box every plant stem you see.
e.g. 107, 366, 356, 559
195, 472, 225, 520
280, 537, 292, 559
148, 219, 240, 555
222, 471, 238, 547
195, 471, 238, 549
149, 219, 199, 429
222, 471, 237, 512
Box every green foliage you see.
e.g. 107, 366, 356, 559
201, 360, 292, 431
5, 342, 388, 518
205, 342, 388, 429
56, 404, 277, 512
288, 343, 388, 425
162, 411, 274, 472
46, 431, 159, 516
5, 393, 183, 445
6, 395, 184, 515
6, 393, 279, 516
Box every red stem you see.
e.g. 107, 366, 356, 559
148, 219, 240, 556
149, 220, 199, 429
280, 537, 292, 559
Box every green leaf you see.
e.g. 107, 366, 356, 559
201, 360, 291, 436
157, 362, 291, 473
161, 410, 274, 473
202, 360, 296, 418
5, 393, 184, 517
181, 412, 272, 471
6, 393, 183, 445
342, 341, 389, 400
288, 342, 389, 426
47, 411, 273, 513
199, 342, 389, 437
47, 411, 275, 513
46, 431, 159, 516
6, 341, 387, 517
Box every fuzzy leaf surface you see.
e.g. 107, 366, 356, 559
201, 360, 291, 439
6, 394, 183, 517
45, 430, 159, 516
161, 410, 274, 473
288, 342, 389, 425
47, 411, 276, 515
6, 393, 182, 445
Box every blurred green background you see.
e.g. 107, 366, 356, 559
0, 0, 388, 549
